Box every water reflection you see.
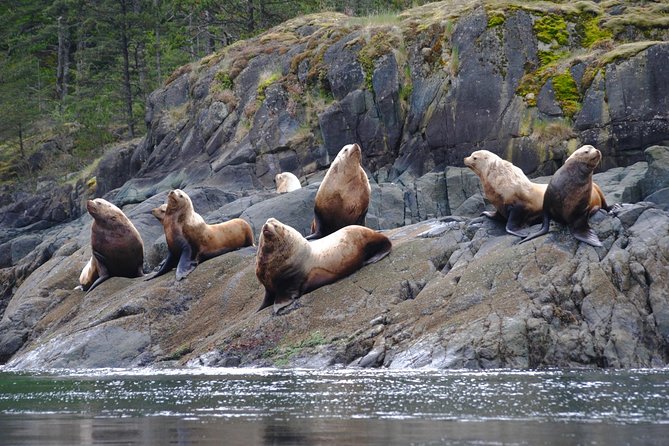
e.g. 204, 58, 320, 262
0, 368, 668, 445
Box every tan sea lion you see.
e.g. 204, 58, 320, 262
464, 149, 610, 237
307, 143, 370, 240
256, 218, 391, 313
521, 145, 612, 247
79, 198, 144, 292
151, 203, 167, 222
148, 189, 255, 280
464, 150, 547, 236
275, 172, 301, 193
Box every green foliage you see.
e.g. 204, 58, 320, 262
257, 70, 283, 102
534, 14, 569, 46
538, 50, 569, 66
580, 16, 613, 48
215, 71, 234, 90
488, 12, 506, 28
358, 31, 398, 92
552, 72, 581, 118
264, 331, 329, 366
164, 344, 194, 361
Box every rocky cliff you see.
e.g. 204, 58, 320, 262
1, 0, 669, 369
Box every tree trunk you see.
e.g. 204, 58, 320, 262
119, 0, 135, 137
56, 15, 70, 102
133, 0, 148, 101
18, 122, 25, 160
246, 0, 255, 35
204, 9, 214, 54
75, 25, 85, 101
154, 0, 162, 85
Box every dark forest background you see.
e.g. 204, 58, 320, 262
0, 0, 426, 183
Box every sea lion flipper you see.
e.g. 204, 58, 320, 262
175, 246, 197, 281
505, 206, 528, 237
257, 290, 275, 312
519, 214, 550, 244
86, 274, 109, 294
362, 238, 392, 265
306, 214, 323, 240
572, 227, 603, 247
146, 252, 177, 280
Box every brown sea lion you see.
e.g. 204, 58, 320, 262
275, 172, 302, 193
307, 143, 370, 240
521, 145, 612, 247
148, 189, 255, 281
256, 218, 391, 313
464, 150, 546, 236
78, 198, 144, 293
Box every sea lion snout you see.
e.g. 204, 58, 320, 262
262, 218, 280, 237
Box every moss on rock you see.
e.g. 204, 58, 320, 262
534, 14, 569, 47
552, 71, 581, 118
357, 30, 399, 92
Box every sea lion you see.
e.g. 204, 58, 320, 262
275, 172, 301, 193
521, 145, 611, 247
148, 189, 255, 280
78, 198, 144, 292
256, 218, 391, 313
151, 203, 167, 222
464, 150, 546, 236
307, 143, 370, 240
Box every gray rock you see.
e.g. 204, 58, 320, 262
537, 79, 563, 117
641, 145, 669, 198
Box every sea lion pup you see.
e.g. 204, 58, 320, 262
151, 203, 167, 222
256, 218, 391, 313
275, 172, 301, 193
521, 145, 611, 247
307, 143, 371, 240
464, 150, 547, 237
78, 198, 144, 293
148, 189, 255, 281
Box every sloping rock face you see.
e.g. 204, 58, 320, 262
3, 201, 669, 370
1, 1, 669, 369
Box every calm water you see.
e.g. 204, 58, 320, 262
0, 367, 668, 445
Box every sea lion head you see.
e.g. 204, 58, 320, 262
275, 172, 301, 193
258, 218, 301, 255
567, 145, 601, 170
87, 198, 123, 227
464, 150, 497, 176
166, 189, 193, 215
256, 218, 307, 280
330, 143, 362, 174
151, 204, 167, 222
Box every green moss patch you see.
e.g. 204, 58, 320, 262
214, 71, 234, 90
538, 50, 570, 66
264, 331, 330, 366
534, 14, 569, 47
358, 30, 399, 92
488, 11, 506, 28
579, 16, 613, 48
552, 71, 581, 118
257, 70, 283, 102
